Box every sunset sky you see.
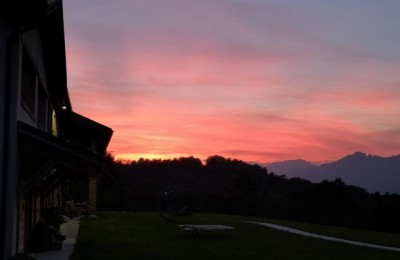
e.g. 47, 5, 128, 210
63, 0, 400, 163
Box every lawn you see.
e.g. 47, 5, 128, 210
71, 212, 400, 260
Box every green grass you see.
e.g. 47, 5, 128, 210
71, 212, 400, 260
245, 216, 400, 248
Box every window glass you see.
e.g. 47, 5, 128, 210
21, 49, 36, 121
38, 83, 48, 130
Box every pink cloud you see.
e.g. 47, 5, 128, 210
64, 0, 400, 163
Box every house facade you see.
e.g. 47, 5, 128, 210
0, 1, 113, 258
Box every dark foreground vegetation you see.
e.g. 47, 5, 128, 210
71, 212, 400, 260
94, 155, 400, 233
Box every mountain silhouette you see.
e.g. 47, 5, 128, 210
265, 152, 400, 194
265, 159, 317, 176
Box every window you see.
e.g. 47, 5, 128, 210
21, 49, 37, 121
37, 83, 48, 130
50, 107, 58, 136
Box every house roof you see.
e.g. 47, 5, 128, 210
17, 121, 101, 196
1, 0, 71, 110
8, 0, 113, 154
40, 0, 72, 111
18, 121, 99, 164
58, 111, 114, 154
0, 0, 47, 27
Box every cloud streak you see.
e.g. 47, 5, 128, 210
64, 0, 400, 162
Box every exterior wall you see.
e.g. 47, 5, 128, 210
88, 176, 98, 212
11, 28, 61, 256
0, 22, 23, 259
6, 38, 23, 260
0, 17, 55, 259
0, 17, 9, 249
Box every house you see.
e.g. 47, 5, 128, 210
0, 0, 113, 258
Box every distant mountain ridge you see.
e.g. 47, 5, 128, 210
266, 159, 317, 175
264, 152, 400, 194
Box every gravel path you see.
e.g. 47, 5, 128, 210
246, 221, 400, 253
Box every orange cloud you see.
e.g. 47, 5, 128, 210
64, 0, 400, 163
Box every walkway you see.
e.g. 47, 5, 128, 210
246, 221, 400, 253
32, 217, 80, 260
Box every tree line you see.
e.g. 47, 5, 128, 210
96, 154, 400, 233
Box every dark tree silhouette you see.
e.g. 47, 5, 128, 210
97, 155, 400, 233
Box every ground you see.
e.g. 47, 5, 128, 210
71, 212, 400, 260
